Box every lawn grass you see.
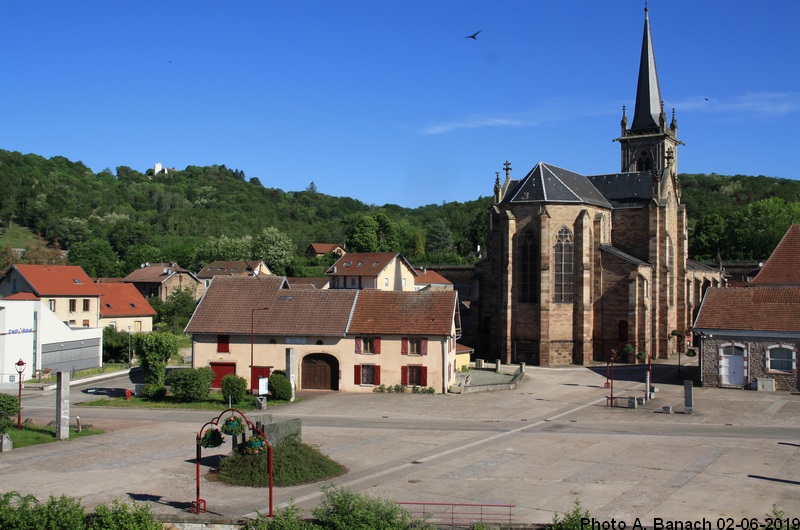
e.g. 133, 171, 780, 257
6, 424, 104, 448
77, 391, 292, 411
25, 363, 129, 385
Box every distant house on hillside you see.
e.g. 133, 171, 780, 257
414, 268, 453, 291
326, 252, 417, 291
306, 243, 346, 259
121, 262, 205, 302
197, 260, 272, 288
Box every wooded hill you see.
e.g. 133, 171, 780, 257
0, 148, 797, 277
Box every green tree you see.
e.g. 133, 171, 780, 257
152, 287, 197, 333
67, 238, 120, 277
426, 218, 454, 256
374, 213, 399, 252
131, 332, 178, 387
0, 394, 21, 433
345, 215, 379, 253
252, 227, 295, 275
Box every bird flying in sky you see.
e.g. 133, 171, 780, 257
466, 30, 481, 40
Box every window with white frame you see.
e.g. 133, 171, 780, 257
767, 345, 795, 373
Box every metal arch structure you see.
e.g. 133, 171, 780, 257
192, 408, 273, 517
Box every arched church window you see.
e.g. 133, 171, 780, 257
519, 228, 538, 303
636, 151, 652, 171
554, 227, 574, 303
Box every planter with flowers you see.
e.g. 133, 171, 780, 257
199, 428, 224, 448
244, 433, 267, 455
221, 416, 246, 436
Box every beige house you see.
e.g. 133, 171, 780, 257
185, 276, 461, 393
306, 243, 346, 259
122, 262, 205, 302
414, 268, 453, 291
0, 264, 101, 328
97, 283, 156, 332
326, 252, 417, 291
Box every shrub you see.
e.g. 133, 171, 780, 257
142, 384, 167, 400
168, 367, 214, 402
0, 393, 20, 434
0, 492, 85, 530
312, 484, 413, 530
86, 499, 161, 530
269, 372, 292, 401
551, 499, 591, 530
221, 373, 248, 404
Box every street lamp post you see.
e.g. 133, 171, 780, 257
127, 326, 132, 367
15, 358, 26, 430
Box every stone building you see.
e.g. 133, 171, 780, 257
472, 8, 721, 366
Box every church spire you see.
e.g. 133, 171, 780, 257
631, 6, 662, 131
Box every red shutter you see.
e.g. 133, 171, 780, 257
218, 334, 230, 353
421, 338, 428, 356
420, 366, 428, 387
354, 365, 361, 385
355, 337, 362, 354
401, 366, 408, 386
374, 366, 381, 385
401, 338, 409, 355
374, 337, 381, 354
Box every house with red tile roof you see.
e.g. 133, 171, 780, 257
305, 243, 346, 259
97, 283, 157, 332
414, 268, 453, 291
0, 264, 102, 328
694, 225, 800, 391
326, 252, 417, 291
122, 262, 205, 302
196, 260, 272, 288
185, 276, 460, 393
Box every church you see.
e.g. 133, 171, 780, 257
472, 8, 721, 366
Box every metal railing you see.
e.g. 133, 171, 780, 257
396, 501, 514, 527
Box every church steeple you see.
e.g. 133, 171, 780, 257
631, 7, 662, 131
615, 7, 681, 176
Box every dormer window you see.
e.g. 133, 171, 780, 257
343, 261, 352, 267
357, 262, 364, 267
73, 278, 82, 284
372, 261, 380, 267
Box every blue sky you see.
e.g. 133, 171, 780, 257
1, 1, 798, 208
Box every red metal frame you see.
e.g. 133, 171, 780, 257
396, 501, 514, 526
192, 408, 273, 517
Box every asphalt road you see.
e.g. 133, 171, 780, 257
3, 362, 800, 526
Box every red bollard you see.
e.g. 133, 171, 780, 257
126, 389, 131, 400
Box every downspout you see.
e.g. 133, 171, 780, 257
442, 338, 447, 394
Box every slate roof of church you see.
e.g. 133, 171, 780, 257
503, 163, 612, 209
694, 287, 800, 334
750, 224, 800, 286
587, 171, 657, 207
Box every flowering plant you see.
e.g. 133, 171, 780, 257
199, 428, 223, 448
221, 416, 245, 436
244, 433, 266, 455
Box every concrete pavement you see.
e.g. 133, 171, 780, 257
2, 359, 800, 527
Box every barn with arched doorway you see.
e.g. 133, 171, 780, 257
301, 353, 339, 390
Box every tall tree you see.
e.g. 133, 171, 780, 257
252, 227, 295, 275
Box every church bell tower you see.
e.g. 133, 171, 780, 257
617, 7, 680, 177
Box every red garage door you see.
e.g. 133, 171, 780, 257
210, 362, 236, 389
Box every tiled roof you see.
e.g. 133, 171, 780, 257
123, 263, 196, 284
456, 342, 474, 354
185, 276, 354, 336
11, 265, 102, 296
694, 287, 800, 333
309, 243, 343, 254
327, 252, 417, 277
197, 261, 267, 280
286, 277, 329, 290
504, 162, 612, 209
3, 292, 40, 300
750, 224, 800, 286
98, 283, 157, 318
349, 290, 457, 336
414, 269, 452, 286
